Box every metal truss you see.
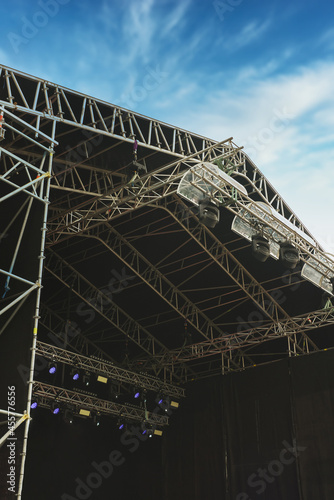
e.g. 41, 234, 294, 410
32, 382, 169, 427
46, 139, 243, 245
35, 341, 184, 399
44, 251, 190, 382
81, 224, 250, 372
39, 303, 118, 362
156, 307, 334, 365
0, 65, 240, 160
189, 164, 333, 273
0, 64, 315, 239
0, 145, 53, 317
0, 104, 57, 499
44, 154, 321, 368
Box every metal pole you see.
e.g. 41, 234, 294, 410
17, 124, 55, 498
0, 415, 29, 449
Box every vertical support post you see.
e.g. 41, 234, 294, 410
17, 127, 55, 498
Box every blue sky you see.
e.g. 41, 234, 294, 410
1, 0, 334, 252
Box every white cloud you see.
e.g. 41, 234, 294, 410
222, 18, 272, 51
155, 58, 334, 248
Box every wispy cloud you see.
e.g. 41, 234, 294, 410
222, 18, 272, 51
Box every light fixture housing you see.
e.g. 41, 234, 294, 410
48, 362, 57, 375
79, 409, 90, 417
63, 409, 74, 424
71, 368, 80, 381
93, 413, 101, 427
31, 399, 38, 410
301, 253, 334, 295
279, 242, 299, 269
199, 198, 220, 228
51, 401, 60, 415
251, 235, 270, 262
83, 372, 91, 386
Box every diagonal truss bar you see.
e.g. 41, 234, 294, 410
35, 341, 184, 398
82, 225, 247, 371
32, 382, 169, 426
44, 251, 187, 381
157, 308, 334, 365
158, 196, 319, 354
39, 303, 118, 363
46, 140, 243, 244
0, 147, 51, 203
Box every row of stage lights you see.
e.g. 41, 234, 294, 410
45, 361, 179, 408
30, 398, 170, 438
32, 362, 179, 436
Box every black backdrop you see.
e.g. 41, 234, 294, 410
163, 350, 334, 500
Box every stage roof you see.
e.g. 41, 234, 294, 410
1, 62, 334, 389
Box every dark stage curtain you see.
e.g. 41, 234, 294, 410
163, 350, 334, 500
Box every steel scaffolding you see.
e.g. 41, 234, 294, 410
1, 63, 334, 497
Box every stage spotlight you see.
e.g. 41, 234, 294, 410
31, 399, 38, 410
83, 372, 91, 387
251, 235, 270, 262
199, 198, 220, 229
48, 362, 57, 375
330, 277, 334, 294
63, 409, 74, 424
97, 375, 108, 384
109, 382, 120, 400
147, 428, 154, 438
157, 393, 164, 405
141, 422, 147, 435
71, 368, 80, 381
93, 413, 101, 427
154, 429, 163, 437
117, 418, 125, 430
51, 401, 60, 415
133, 388, 140, 399
279, 242, 299, 269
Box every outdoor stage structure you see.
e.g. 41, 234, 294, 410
0, 64, 334, 498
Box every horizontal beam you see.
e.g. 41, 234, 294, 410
35, 340, 185, 398
32, 382, 169, 426
157, 308, 334, 365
